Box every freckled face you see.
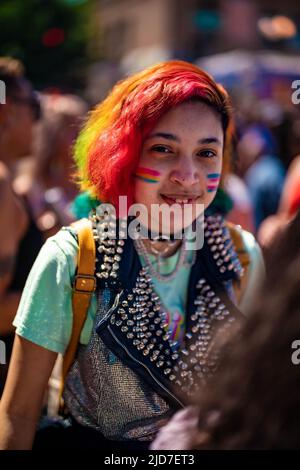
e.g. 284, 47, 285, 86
134, 101, 224, 233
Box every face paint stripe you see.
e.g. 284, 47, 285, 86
136, 172, 160, 181
207, 171, 220, 193
207, 178, 219, 183
135, 175, 159, 183
207, 173, 221, 179
136, 166, 161, 177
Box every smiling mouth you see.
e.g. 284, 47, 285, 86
160, 194, 200, 205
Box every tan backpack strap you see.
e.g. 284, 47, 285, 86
59, 219, 96, 403
225, 221, 251, 303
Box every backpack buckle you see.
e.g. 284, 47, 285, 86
73, 274, 96, 293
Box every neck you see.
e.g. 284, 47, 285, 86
142, 238, 182, 258
139, 223, 185, 242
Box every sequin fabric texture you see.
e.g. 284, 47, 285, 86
63, 288, 172, 440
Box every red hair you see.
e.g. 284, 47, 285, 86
74, 60, 233, 208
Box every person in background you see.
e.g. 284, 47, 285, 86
237, 123, 286, 232
224, 172, 255, 233
152, 211, 300, 450
13, 93, 88, 239
257, 154, 300, 251
0, 57, 43, 396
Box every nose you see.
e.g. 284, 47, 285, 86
169, 156, 200, 188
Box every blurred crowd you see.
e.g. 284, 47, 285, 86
1, 54, 300, 449
0, 57, 87, 394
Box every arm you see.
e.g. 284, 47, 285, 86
0, 162, 28, 258
0, 292, 21, 335
0, 227, 90, 448
151, 407, 199, 450
0, 335, 57, 449
0, 257, 22, 335
0, 163, 28, 334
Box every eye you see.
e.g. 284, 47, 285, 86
197, 149, 217, 158
150, 145, 173, 154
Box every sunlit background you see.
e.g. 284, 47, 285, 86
1, 0, 300, 230
1, 0, 299, 98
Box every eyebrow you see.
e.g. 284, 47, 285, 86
147, 132, 222, 146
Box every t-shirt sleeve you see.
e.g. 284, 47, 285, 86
13, 231, 78, 354
238, 230, 265, 314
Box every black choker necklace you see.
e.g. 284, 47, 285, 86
146, 229, 184, 242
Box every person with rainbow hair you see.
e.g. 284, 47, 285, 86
0, 61, 263, 450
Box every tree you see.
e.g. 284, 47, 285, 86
0, 0, 99, 91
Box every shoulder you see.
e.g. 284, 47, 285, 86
33, 225, 80, 281
227, 222, 264, 273
239, 227, 258, 253
226, 222, 258, 254
48, 225, 79, 254
239, 227, 263, 269
227, 224, 264, 313
13, 226, 82, 355
45, 218, 93, 274
226, 222, 252, 268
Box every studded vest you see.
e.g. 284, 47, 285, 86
63, 212, 245, 441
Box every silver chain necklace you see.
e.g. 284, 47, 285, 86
134, 236, 191, 282
147, 239, 179, 257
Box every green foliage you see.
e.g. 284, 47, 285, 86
0, 0, 97, 91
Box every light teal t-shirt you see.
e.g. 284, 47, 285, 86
13, 228, 97, 354
13, 227, 263, 354
138, 248, 194, 346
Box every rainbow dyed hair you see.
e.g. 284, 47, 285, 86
74, 60, 234, 208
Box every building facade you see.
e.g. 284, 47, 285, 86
98, 0, 300, 65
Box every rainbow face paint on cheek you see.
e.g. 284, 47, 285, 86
206, 172, 220, 192
135, 166, 160, 183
